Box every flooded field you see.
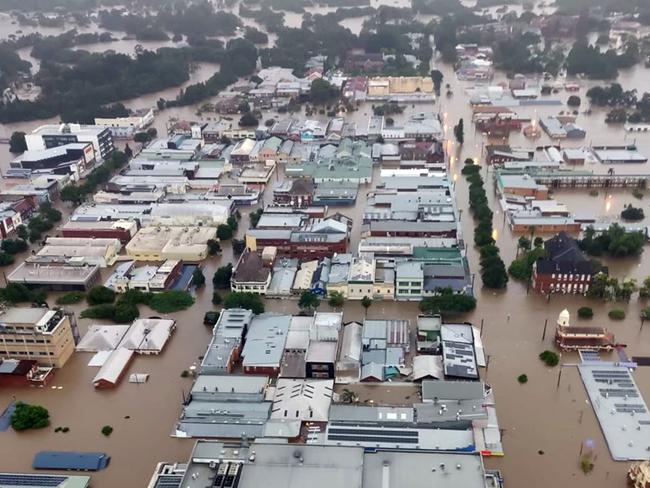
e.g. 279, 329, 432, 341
1, 3, 650, 487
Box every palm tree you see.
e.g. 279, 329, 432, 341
361, 296, 372, 316
340, 389, 359, 404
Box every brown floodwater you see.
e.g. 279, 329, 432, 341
2, 5, 650, 487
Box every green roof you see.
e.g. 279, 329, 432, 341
411, 247, 465, 264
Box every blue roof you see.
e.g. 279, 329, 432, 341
33, 452, 110, 471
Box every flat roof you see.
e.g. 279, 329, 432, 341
8, 262, 99, 284
242, 314, 291, 367
0, 473, 91, 488
32, 451, 109, 471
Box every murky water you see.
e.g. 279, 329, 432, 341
1, 4, 650, 488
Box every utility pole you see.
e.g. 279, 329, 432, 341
542, 318, 548, 341
480, 318, 484, 337
556, 366, 563, 389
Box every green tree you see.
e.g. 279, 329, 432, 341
430, 69, 444, 94
207, 239, 221, 255
639, 276, 650, 299
213, 264, 233, 289
533, 237, 544, 248
192, 267, 206, 288
56, 291, 86, 305
419, 288, 477, 315
309, 78, 340, 104
223, 292, 265, 314
298, 291, 320, 313
340, 389, 359, 403
586, 273, 615, 300
113, 302, 139, 323
517, 236, 531, 251
87, 286, 116, 305
249, 209, 264, 228
539, 350, 559, 367
212, 291, 222, 306
328, 291, 345, 308
216, 224, 234, 240
621, 204, 645, 221
227, 215, 238, 231
608, 308, 626, 320
101, 425, 113, 436
16, 225, 28, 241
1, 238, 28, 254
0, 253, 15, 266
453, 118, 464, 144
238, 111, 258, 127
11, 402, 50, 431
232, 239, 246, 255
9, 131, 27, 153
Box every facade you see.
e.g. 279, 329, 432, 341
10, 142, 95, 178
532, 232, 595, 294
497, 173, 549, 199
25, 123, 114, 162
347, 256, 375, 300
395, 261, 424, 300
273, 178, 314, 207
0, 308, 75, 368
554, 309, 615, 351
35, 237, 121, 267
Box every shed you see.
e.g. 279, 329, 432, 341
33, 451, 110, 471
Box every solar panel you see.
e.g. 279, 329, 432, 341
328, 434, 419, 444
328, 427, 417, 437
0, 474, 68, 487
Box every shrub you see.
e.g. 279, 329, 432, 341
1, 238, 28, 254
180, 370, 190, 378
621, 205, 645, 221
632, 189, 644, 200
539, 350, 559, 367
0, 252, 15, 266
87, 286, 116, 305
577, 307, 593, 319
328, 291, 344, 308
608, 309, 626, 320
101, 425, 113, 436
419, 289, 477, 315
517, 374, 528, 384
149, 290, 195, 313
56, 292, 86, 305
216, 224, 233, 240
567, 95, 581, 107
213, 264, 233, 289
11, 402, 50, 431
212, 291, 222, 306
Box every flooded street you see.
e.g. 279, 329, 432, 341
1, 4, 650, 487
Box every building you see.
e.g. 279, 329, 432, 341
92, 347, 134, 388
395, 261, 424, 300
119, 318, 175, 354
0, 308, 75, 368
149, 441, 501, 488
0, 199, 33, 238
496, 173, 549, 199
7, 261, 101, 291
201, 309, 252, 375
0, 473, 90, 487
231, 250, 272, 295
271, 378, 334, 422
367, 76, 434, 97
125, 226, 216, 262
592, 145, 648, 164
241, 314, 291, 375
441, 323, 479, 381
176, 375, 271, 438
60, 220, 138, 244
273, 178, 315, 207
554, 309, 615, 351
347, 256, 375, 300
10, 142, 95, 178
35, 237, 121, 267
94, 108, 154, 138
25, 123, 114, 162
532, 232, 595, 294
112, 260, 184, 292
305, 341, 337, 379
246, 217, 349, 260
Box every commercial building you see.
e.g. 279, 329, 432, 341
0, 308, 75, 368
35, 237, 121, 267
149, 441, 500, 488
497, 173, 549, 199
10, 142, 95, 179
149, 202, 231, 227
111, 260, 185, 292
0, 199, 33, 238
25, 123, 114, 162
125, 226, 216, 262
246, 217, 349, 260
532, 232, 595, 294
0, 473, 90, 487
94, 108, 154, 138
241, 314, 291, 375
60, 220, 138, 244
201, 308, 252, 375
7, 261, 101, 291
441, 323, 479, 381
176, 375, 271, 438
273, 178, 314, 207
